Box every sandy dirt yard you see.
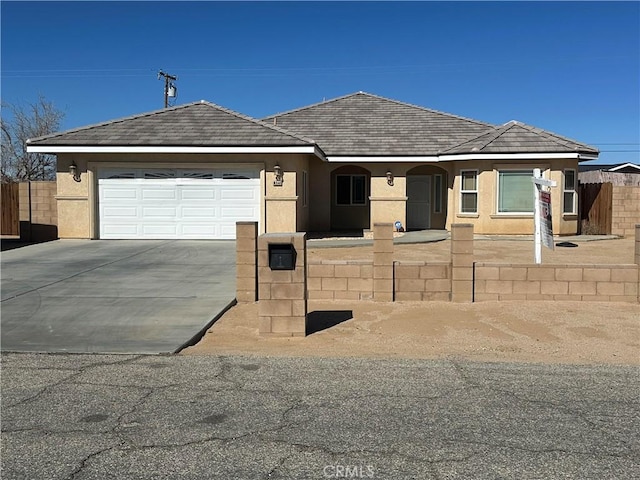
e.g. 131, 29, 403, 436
183, 238, 639, 365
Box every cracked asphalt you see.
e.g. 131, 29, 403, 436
1, 353, 638, 479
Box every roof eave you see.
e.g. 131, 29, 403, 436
325, 151, 599, 162
26, 144, 325, 158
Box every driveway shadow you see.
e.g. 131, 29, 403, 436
307, 310, 353, 335
1, 239, 36, 251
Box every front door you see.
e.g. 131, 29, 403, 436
406, 175, 431, 230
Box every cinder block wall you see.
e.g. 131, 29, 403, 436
19, 181, 58, 242
474, 263, 639, 303
307, 260, 373, 300
612, 186, 640, 237
394, 262, 451, 301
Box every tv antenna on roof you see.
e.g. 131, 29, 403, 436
158, 71, 178, 108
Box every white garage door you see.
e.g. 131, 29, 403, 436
98, 168, 260, 239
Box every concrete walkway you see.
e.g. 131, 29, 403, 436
1, 240, 236, 354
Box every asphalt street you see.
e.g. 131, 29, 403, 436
1, 353, 638, 479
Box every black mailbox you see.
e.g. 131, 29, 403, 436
269, 243, 296, 270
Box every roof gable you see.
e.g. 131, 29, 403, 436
28, 101, 314, 147
263, 91, 494, 156
441, 121, 599, 156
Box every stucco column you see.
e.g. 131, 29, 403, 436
451, 223, 474, 303
373, 223, 394, 302
236, 222, 258, 303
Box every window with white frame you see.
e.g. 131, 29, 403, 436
433, 174, 443, 213
563, 169, 577, 214
497, 169, 534, 213
460, 170, 478, 213
336, 174, 366, 205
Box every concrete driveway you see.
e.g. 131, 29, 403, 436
1, 240, 237, 354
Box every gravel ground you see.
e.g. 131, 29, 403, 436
184, 238, 639, 365
309, 236, 637, 264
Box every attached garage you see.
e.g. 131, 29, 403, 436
98, 167, 260, 239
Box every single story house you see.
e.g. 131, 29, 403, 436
26, 92, 599, 239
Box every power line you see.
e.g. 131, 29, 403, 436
3, 54, 637, 78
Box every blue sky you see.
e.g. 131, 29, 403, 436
2, 1, 639, 164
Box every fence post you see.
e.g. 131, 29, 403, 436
451, 224, 474, 302
373, 223, 394, 302
18, 182, 32, 242
258, 233, 307, 337
236, 222, 258, 303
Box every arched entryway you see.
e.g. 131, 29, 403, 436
330, 165, 371, 231
406, 166, 448, 230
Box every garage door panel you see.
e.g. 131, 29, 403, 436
102, 224, 139, 236
181, 189, 217, 200
142, 207, 177, 218
99, 168, 259, 239
102, 188, 139, 200
220, 187, 258, 201
142, 224, 179, 236
142, 189, 178, 200
181, 224, 217, 236
181, 207, 217, 218
103, 206, 139, 218
221, 206, 258, 218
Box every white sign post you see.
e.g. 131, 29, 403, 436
532, 168, 557, 264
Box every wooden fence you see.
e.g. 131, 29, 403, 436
579, 182, 612, 235
1, 183, 20, 235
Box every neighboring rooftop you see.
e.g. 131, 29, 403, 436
579, 162, 639, 173
27, 101, 314, 147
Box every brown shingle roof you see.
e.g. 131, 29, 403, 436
263, 92, 493, 156
441, 121, 599, 155
28, 101, 314, 147
28, 93, 599, 158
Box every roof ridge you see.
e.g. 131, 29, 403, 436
263, 91, 495, 129
263, 91, 364, 119
477, 122, 521, 151
27, 102, 199, 143
438, 124, 505, 153
360, 92, 495, 128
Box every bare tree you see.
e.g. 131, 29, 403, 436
1, 96, 65, 182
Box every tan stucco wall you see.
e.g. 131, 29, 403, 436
55, 152, 315, 239
307, 162, 452, 232
55, 152, 581, 238
447, 159, 579, 235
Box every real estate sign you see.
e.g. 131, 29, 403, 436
532, 169, 557, 264
539, 190, 554, 250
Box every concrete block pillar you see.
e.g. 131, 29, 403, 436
258, 233, 307, 337
451, 224, 474, 303
236, 222, 258, 303
373, 223, 394, 302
